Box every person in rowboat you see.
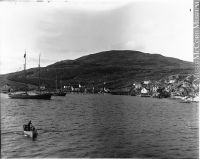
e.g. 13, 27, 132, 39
23, 120, 38, 139
27, 120, 32, 131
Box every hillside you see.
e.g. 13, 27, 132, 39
1, 50, 194, 90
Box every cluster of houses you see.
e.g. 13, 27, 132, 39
60, 74, 199, 100
1, 82, 110, 94
63, 84, 110, 94
130, 74, 199, 100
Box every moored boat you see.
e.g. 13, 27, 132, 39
8, 51, 52, 100
193, 96, 199, 102
140, 94, 151, 97
53, 91, 66, 96
9, 92, 52, 100
181, 96, 199, 103
52, 73, 66, 96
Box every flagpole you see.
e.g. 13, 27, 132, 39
39, 53, 41, 92
56, 69, 58, 91
24, 49, 27, 93
60, 74, 62, 91
24, 50, 26, 71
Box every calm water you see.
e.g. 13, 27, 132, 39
1, 93, 198, 158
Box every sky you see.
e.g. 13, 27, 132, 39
0, 0, 193, 74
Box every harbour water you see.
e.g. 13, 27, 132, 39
1, 93, 198, 158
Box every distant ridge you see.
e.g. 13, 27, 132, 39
0, 50, 194, 89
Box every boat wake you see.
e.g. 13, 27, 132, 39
1, 131, 24, 136
37, 128, 69, 134
1, 128, 69, 137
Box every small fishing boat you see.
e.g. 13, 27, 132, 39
23, 124, 38, 139
180, 96, 199, 103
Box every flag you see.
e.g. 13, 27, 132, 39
24, 51, 26, 58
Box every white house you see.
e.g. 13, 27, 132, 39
169, 79, 176, 84
152, 86, 158, 92
141, 88, 148, 94
133, 83, 142, 89
143, 80, 151, 85
40, 85, 46, 90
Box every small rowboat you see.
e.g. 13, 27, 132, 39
24, 130, 38, 138
23, 124, 38, 139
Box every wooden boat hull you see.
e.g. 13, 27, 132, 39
53, 92, 66, 96
9, 93, 52, 100
140, 94, 151, 97
24, 130, 38, 138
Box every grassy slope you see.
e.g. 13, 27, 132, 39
1, 50, 194, 90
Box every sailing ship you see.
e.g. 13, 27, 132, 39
53, 74, 66, 96
53, 91, 66, 96
8, 51, 52, 100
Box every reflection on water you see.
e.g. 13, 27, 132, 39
1, 93, 198, 158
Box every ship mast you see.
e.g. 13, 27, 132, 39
38, 53, 41, 92
60, 75, 62, 91
24, 50, 27, 93
55, 70, 58, 91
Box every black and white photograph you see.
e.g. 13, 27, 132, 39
0, 0, 199, 158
